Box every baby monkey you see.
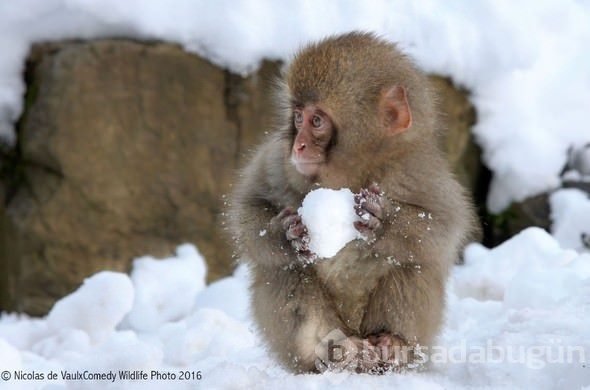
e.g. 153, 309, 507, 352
228, 32, 479, 373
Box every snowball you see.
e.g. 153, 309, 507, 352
47, 271, 134, 343
124, 244, 207, 332
298, 188, 362, 259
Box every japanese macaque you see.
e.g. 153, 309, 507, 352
227, 32, 480, 374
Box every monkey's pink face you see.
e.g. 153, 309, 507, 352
291, 105, 334, 177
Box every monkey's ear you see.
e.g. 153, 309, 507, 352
381, 86, 412, 135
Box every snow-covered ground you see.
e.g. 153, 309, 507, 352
1, 217, 589, 389
1, 0, 590, 388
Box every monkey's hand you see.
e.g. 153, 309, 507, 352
354, 183, 384, 242
270, 207, 317, 263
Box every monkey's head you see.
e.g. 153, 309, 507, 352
280, 32, 435, 186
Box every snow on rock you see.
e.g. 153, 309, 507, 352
567, 144, 590, 176
298, 188, 362, 259
550, 188, 590, 251
124, 244, 207, 332
46, 271, 133, 343
1, 1, 589, 209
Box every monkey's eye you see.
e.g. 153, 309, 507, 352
312, 114, 323, 128
293, 110, 303, 126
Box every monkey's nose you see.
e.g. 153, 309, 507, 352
297, 143, 306, 151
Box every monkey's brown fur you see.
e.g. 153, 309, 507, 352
227, 32, 479, 373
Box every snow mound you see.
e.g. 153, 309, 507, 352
124, 244, 207, 332
47, 271, 133, 343
0, 235, 588, 388
442, 227, 590, 388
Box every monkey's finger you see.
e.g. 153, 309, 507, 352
367, 183, 382, 196
276, 207, 296, 219
286, 221, 307, 240
355, 199, 383, 220
296, 249, 316, 264
368, 332, 395, 348
354, 193, 366, 205
354, 220, 369, 232
282, 214, 301, 231
362, 199, 384, 220
366, 215, 382, 230
355, 215, 381, 230
354, 204, 368, 217
354, 222, 377, 243
291, 236, 311, 254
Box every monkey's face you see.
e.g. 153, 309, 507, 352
290, 104, 334, 177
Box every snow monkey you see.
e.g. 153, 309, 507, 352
227, 32, 479, 373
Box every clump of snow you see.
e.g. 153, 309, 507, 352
550, 188, 590, 251
47, 271, 133, 343
298, 188, 361, 259
123, 244, 207, 332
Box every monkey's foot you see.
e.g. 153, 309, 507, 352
366, 332, 415, 371
347, 336, 382, 374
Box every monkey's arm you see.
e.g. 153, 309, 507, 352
354, 184, 452, 267
228, 145, 309, 267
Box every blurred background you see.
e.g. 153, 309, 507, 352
0, 0, 588, 315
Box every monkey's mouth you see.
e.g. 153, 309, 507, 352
292, 158, 323, 177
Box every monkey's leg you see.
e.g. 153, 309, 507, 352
360, 264, 446, 370
250, 265, 379, 373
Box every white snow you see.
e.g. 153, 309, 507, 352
122, 244, 207, 332
441, 228, 590, 389
1, 232, 589, 389
47, 271, 134, 343
549, 188, 590, 252
1, 1, 590, 389
0, 1, 589, 209
298, 188, 361, 259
